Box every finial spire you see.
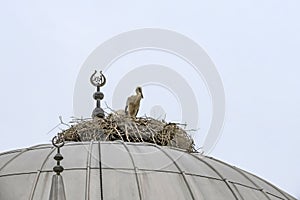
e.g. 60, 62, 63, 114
90, 70, 106, 118
49, 136, 66, 200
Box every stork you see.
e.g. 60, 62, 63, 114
125, 86, 143, 118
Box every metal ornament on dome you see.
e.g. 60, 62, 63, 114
49, 136, 66, 200
90, 70, 106, 119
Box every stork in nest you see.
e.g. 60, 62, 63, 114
125, 86, 143, 118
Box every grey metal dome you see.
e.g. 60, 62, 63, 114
0, 141, 296, 200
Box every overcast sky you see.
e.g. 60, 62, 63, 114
0, 0, 299, 198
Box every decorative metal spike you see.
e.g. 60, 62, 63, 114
90, 70, 106, 118
49, 136, 66, 200
49, 175, 66, 200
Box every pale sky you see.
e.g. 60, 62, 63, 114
0, 0, 299, 198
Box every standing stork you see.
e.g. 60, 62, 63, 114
125, 86, 143, 118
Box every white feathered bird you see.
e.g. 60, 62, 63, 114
125, 87, 143, 118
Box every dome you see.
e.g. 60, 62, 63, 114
0, 141, 296, 200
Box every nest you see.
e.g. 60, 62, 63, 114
58, 112, 196, 152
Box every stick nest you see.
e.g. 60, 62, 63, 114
58, 112, 196, 152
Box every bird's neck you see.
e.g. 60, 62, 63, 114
134, 93, 142, 103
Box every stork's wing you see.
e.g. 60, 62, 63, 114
127, 95, 135, 103
125, 95, 133, 114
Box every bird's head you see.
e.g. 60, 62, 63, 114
136, 86, 143, 98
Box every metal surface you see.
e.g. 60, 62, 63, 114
97, 141, 104, 200
84, 142, 93, 200
189, 152, 239, 199
0, 142, 297, 200
29, 147, 56, 200
153, 144, 195, 200
49, 175, 66, 200
120, 141, 143, 200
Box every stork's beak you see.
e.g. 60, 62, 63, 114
139, 88, 144, 98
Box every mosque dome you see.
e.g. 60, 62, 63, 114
0, 71, 296, 200
0, 141, 296, 200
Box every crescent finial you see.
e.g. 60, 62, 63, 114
90, 70, 106, 87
